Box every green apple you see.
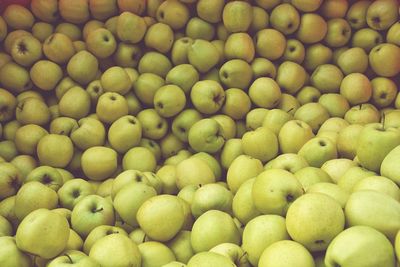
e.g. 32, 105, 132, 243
245, 108, 270, 130
30, 60, 63, 92
11, 35, 42, 67
71, 194, 115, 237
46, 250, 100, 267
219, 59, 253, 90
251, 58, 276, 79
171, 37, 193, 65
36, 134, 73, 168
356, 123, 400, 172
25, 165, 63, 190
279, 120, 315, 153
307, 182, 349, 208
0, 236, 31, 267
113, 42, 142, 68
337, 47, 369, 74
71, 117, 106, 150
241, 127, 278, 163
294, 103, 330, 133
188, 40, 219, 73
111, 169, 149, 198
145, 22, 174, 53
352, 176, 400, 201
371, 77, 397, 108
89, 233, 141, 267
270, 3, 300, 34
188, 118, 225, 153
387, 21, 400, 45
259, 240, 315, 267
262, 109, 293, 135
266, 153, 309, 173
0, 162, 23, 201
380, 145, 400, 186
220, 139, 243, 170
49, 117, 78, 136
122, 147, 157, 172
114, 182, 157, 227
276, 61, 306, 95
337, 166, 376, 193
196, 0, 224, 23
86, 28, 116, 59
10, 155, 37, 179
242, 214, 289, 266
294, 167, 333, 191
352, 28, 383, 52
226, 154, 263, 194
156, 0, 189, 30
210, 243, 250, 267
311, 64, 343, 94
108, 115, 141, 153
100, 66, 131, 95
232, 178, 261, 226
324, 18, 352, 47
117, 11, 146, 43
304, 44, 332, 71
133, 73, 165, 106
191, 210, 240, 253
16, 209, 69, 259
3, 4, 34, 30
96, 92, 129, 124
221, 88, 251, 120
298, 137, 337, 168
43, 33, 75, 64
137, 195, 185, 242
325, 226, 395, 267
154, 85, 186, 118
165, 64, 199, 95
224, 32, 255, 63
67, 50, 99, 85
0, 61, 32, 93
81, 146, 118, 181
344, 104, 380, 125
59, 86, 91, 120
346, 0, 372, 29
297, 13, 327, 44
318, 93, 350, 118
283, 39, 305, 64
286, 193, 344, 252
0, 89, 17, 123
345, 190, 400, 241
139, 241, 176, 267
83, 225, 127, 254
321, 158, 358, 183
340, 73, 372, 105
222, 1, 253, 33
187, 251, 234, 267
337, 124, 364, 159
369, 43, 400, 77
366, 0, 398, 30
252, 169, 304, 216
58, 178, 95, 210
191, 183, 233, 218
255, 28, 286, 60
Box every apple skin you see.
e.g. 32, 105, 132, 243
16, 208, 70, 259
366, 0, 399, 31
241, 127, 279, 163
188, 118, 225, 154
279, 120, 315, 153
381, 145, 400, 186
37, 134, 74, 168
83, 225, 128, 255
81, 146, 118, 181
369, 43, 400, 77
47, 250, 101, 267
0, 236, 32, 267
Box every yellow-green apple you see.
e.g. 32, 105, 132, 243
242, 214, 289, 266
154, 85, 186, 118
232, 178, 261, 225
222, 1, 253, 33
387, 21, 400, 45
337, 166, 376, 193
89, 233, 141, 267
298, 137, 337, 167
49, 117, 78, 136
337, 47, 368, 74
267, 153, 309, 174
188, 118, 225, 153
71, 194, 115, 237
30, 60, 63, 91
221, 88, 251, 120
172, 109, 202, 143
0, 162, 23, 201
137, 195, 185, 242
270, 3, 300, 35
380, 145, 400, 185
325, 226, 395, 267
191, 183, 233, 218
30, 0, 59, 22
255, 28, 286, 60
137, 109, 168, 140
346, 0, 371, 29
36, 134, 73, 168
337, 124, 364, 159
251, 58, 276, 79
89, 0, 118, 20
16, 209, 69, 259
352, 176, 400, 201
210, 243, 250, 267
294, 103, 330, 133
304, 44, 332, 71
133, 73, 165, 106
321, 158, 358, 183
0, 89, 17, 123
96, 92, 129, 124
107, 115, 141, 153
166, 64, 199, 94
10, 35, 42, 67
344, 104, 380, 125
366, 0, 399, 30
286, 193, 344, 252
58, 178, 95, 210
249, 78, 281, 108
14, 124, 47, 156
122, 147, 156, 172
369, 43, 400, 77
145, 22, 174, 53
171, 37, 193, 65
86, 28, 116, 59
258, 240, 315, 267
307, 182, 349, 208
59, 86, 91, 120
318, 93, 350, 118
340, 73, 372, 105
241, 127, 278, 163
139, 241, 176, 267
324, 18, 352, 47
279, 120, 315, 153
56, 21, 82, 40
311, 64, 343, 94
114, 183, 157, 227
294, 167, 332, 191
371, 77, 397, 108
191, 210, 240, 252
0, 236, 32, 267
196, 0, 224, 23
47, 250, 100, 267
246, 108, 269, 130
156, 0, 189, 30
224, 32, 255, 63
59, 0, 90, 24
10, 155, 37, 179
283, 39, 305, 64
43, 33, 75, 64
261, 109, 292, 135
83, 225, 127, 254
352, 28, 383, 52
25, 165, 63, 190
0, 62, 32, 93
71, 117, 106, 150
138, 51, 172, 78
297, 13, 327, 44
113, 43, 142, 68
188, 40, 220, 73
356, 123, 400, 172
3, 5, 34, 30
81, 146, 117, 181
187, 251, 235, 267
67, 51, 99, 85
100, 66, 131, 95
320, 0, 349, 18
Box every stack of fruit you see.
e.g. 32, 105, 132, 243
0, 0, 400, 266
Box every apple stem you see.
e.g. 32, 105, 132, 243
381, 112, 386, 130
65, 253, 73, 263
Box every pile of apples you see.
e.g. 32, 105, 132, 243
1, 0, 400, 266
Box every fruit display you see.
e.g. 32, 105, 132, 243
0, 0, 400, 266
